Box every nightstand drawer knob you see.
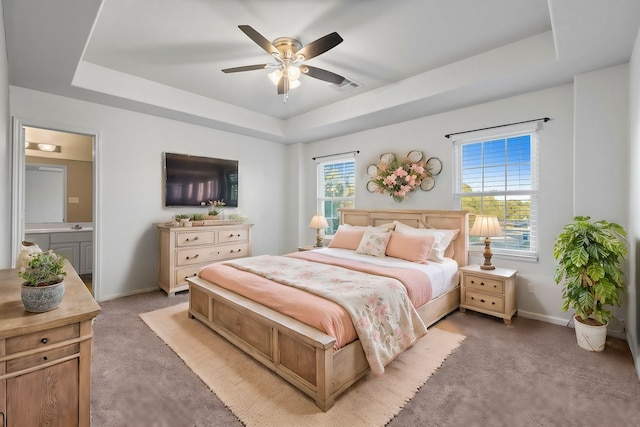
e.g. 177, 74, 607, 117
41, 338, 48, 344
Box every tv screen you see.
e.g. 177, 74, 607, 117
164, 152, 238, 207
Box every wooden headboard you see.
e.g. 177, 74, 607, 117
339, 209, 469, 267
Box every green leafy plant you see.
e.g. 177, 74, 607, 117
191, 213, 205, 221
174, 214, 190, 220
553, 216, 627, 325
208, 208, 220, 216
18, 250, 66, 287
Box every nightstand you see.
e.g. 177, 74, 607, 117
459, 265, 517, 325
298, 245, 320, 251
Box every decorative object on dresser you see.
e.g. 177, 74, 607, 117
308, 215, 329, 247
553, 216, 627, 351
156, 222, 253, 296
0, 260, 100, 426
16, 240, 42, 269
459, 265, 517, 325
18, 250, 67, 313
469, 215, 503, 270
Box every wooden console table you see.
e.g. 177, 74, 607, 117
0, 261, 100, 427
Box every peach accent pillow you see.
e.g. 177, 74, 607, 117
355, 230, 392, 257
328, 226, 366, 250
393, 221, 459, 262
386, 231, 436, 263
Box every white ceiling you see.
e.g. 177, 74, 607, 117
3, 0, 640, 144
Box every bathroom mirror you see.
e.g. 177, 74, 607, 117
24, 128, 93, 224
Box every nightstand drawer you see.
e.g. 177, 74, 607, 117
464, 274, 504, 293
463, 290, 504, 313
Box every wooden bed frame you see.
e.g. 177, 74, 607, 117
187, 209, 468, 411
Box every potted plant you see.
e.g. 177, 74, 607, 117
553, 216, 627, 351
191, 213, 205, 226
175, 213, 191, 227
18, 250, 67, 312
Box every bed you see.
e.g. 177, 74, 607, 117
187, 209, 468, 411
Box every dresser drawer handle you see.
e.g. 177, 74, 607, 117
184, 273, 197, 279
480, 299, 485, 303
186, 236, 199, 242
41, 338, 48, 344
43, 356, 48, 361
230, 249, 242, 253
186, 254, 199, 260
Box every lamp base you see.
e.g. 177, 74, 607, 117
481, 237, 496, 270
315, 232, 324, 247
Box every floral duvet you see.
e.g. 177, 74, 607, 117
224, 254, 428, 375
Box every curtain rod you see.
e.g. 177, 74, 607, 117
312, 150, 360, 161
444, 117, 550, 139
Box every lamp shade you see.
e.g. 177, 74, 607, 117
469, 215, 502, 237
308, 215, 329, 230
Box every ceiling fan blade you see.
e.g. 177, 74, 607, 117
222, 64, 268, 73
296, 32, 343, 61
238, 25, 279, 57
300, 65, 346, 85
277, 74, 289, 95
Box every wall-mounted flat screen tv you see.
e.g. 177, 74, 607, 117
164, 152, 238, 207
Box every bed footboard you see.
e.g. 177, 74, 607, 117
187, 276, 363, 411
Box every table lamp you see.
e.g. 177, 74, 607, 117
308, 215, 329, 247
469, 215, 502, 270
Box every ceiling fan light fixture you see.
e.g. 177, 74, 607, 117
287, 65, 301, 81
268, 68, 301, 89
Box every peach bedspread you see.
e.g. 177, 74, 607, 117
198, 252, 433, 349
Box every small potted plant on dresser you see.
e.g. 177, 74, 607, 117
18, 250, 67, 312
175, 213, 191, 227
553, 216, 627, 351
191, 213, 205, 226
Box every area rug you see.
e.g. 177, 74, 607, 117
140, 302, 465, 427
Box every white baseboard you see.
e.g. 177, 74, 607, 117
97, 285, 160, 302
517, 310, 627, 339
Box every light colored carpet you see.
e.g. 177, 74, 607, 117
140, 302, 465, 427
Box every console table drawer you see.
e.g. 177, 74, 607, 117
7, 343, 80, 373
6, 323, 80, 354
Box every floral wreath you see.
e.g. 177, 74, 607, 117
372, 157, 428, 202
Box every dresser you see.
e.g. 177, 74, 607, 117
0, 261, 101, 427
157, 223, 254, 296
459, 265, 517, 325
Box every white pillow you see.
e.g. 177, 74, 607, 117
393, 221, 459, 262
355, 230, 392, 257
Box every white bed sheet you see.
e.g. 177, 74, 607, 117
311, 247, 459, 299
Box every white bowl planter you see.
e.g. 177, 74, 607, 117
574, 315, 607, 352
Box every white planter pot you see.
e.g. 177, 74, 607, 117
574, 315, 607, 352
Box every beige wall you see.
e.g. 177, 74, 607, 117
25, 155, 93, 222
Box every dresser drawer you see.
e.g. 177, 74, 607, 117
463, 290, 504, 313
6, 323, 80, 354
7, 343, 80, 373
176, 266, 202, 286
212, 243, 249, 260
218, 229, 249, 244
176, 247, 220, 266
176, 231, 215, 247
464, 274, 504, 294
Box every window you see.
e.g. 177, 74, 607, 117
316, 157, 356, 234
454, 127, 538, 258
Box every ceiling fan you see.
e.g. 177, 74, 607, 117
222, 25, 346, 102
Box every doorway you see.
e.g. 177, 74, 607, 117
11, 120, 100, 298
